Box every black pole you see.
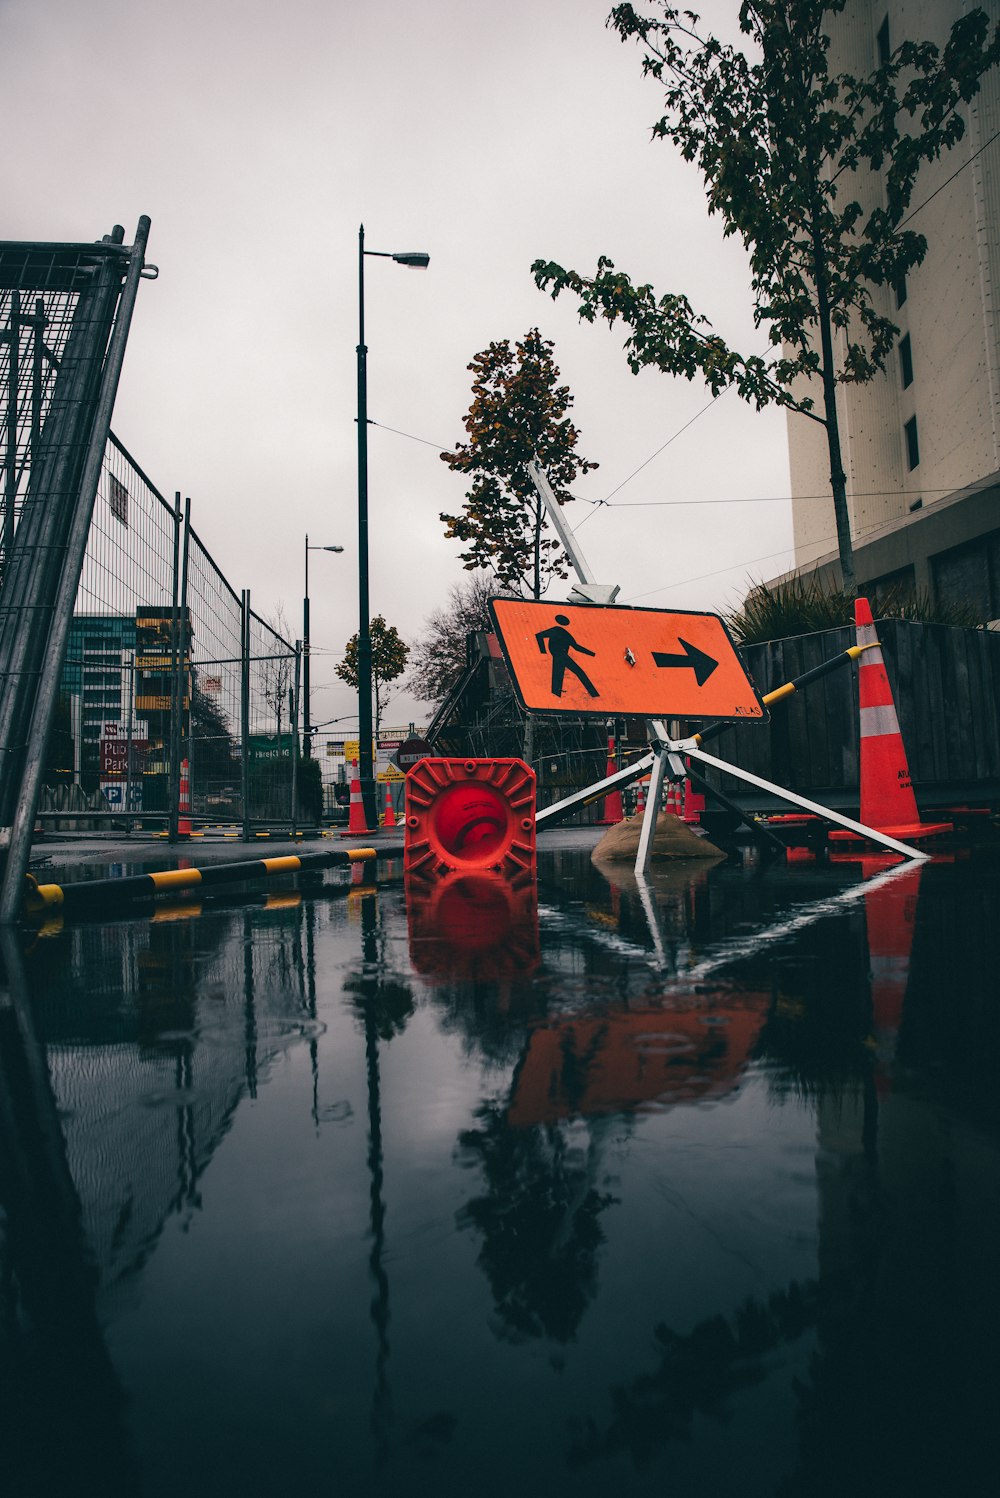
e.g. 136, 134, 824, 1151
357, 225, 375, 828
168, 493, 183, 842
302, 533, 311, 759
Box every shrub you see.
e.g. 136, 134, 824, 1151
727, 576, 982, 647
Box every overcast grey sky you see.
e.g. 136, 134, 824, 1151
7, 0, 795, 733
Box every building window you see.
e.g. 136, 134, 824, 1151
932, 531, 1000, 622
895, 275, 907, 309
899, 333, 913, 388
877, 15, 891, 65
872, 567, 916, 608
904, 415, 920, 470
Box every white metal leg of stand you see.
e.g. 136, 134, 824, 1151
634, 747, 670, 877
682, 741, 929, 862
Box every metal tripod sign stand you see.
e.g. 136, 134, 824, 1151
518, 461, 928, 875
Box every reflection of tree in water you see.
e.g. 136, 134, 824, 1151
456, 1102, 617, 1343
427, 979, 544, 1068
568, 1282, 818, 1470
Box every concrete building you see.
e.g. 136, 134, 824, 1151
62, 614, 137, 781
782, 0, 1000, 624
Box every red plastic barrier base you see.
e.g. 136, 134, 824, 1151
404, 758, 536, 877
828, 820, 952, 844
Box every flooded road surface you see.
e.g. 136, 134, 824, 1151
2, 840, 998, 1497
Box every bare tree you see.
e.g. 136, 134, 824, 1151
407, 572, 509, 706
259, 603, 293, 745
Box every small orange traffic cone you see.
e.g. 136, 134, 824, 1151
681, 773, 706, 825
383, 783, 397, 829
339, 761, 372, 836
634, 776, 647, 816
665, 780, 682, 816
829, 597, 952, 844
598, 733, 624, 824
178, 758, 192, 837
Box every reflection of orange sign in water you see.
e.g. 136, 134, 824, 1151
507, 999, 769, 1126
490, 599, 765, 721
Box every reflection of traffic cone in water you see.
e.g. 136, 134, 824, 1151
383, 783, 397, 829
829, 597, 952, 844
339, 761, 372, 836
864, 858, 923, 1094
598, 733, 623, 824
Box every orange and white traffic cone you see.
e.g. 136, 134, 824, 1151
178, 758, 192, 837
339, 761, 372, 837
383, 783, 397, 829
634, 776, 647, 816
598, 733, 624, 824
830, 597, 951, 844
681, 773, 706, 825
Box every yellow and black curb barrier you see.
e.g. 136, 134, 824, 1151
23, 846, 380, 917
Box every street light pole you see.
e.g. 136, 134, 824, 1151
303, 535, 343, 759
356, 223, 429, 827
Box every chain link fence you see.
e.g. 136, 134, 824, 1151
31, 428, 300, 834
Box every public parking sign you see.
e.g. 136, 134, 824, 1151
489, 599, 765, 722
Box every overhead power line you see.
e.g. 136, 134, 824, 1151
900, 124, 1000, 227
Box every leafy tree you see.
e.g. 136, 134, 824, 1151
297, 754, 324, 823
407, 571, 512, 706
440, 328, 598, 599
533, 2, 1000, 594
335, 615, 409, 735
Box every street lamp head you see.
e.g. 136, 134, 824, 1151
391, 251, 430, 269
322, 545, 345, 553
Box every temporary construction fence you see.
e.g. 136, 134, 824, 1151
1, 224, 305, 923
0, 222, 155, 918
56, 436, 301, 837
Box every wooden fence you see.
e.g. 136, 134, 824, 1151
699, 621, 1000, 811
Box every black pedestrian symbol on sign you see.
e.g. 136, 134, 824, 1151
535, 614, 600, 698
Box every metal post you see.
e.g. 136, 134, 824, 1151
303, 534, 311, 759
357, 225, 375, 829
3, 290, 18, 572
71, 693, 82, 787
167, 492, 183, 842
31, 298, 44, 457
124, 650, 134, 835
634, 746, 671, 876
290, 643, 301, 838
180, 496, 191, 823
240, 590, 251, 843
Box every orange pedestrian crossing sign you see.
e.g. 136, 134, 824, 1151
489, 599, 766, 722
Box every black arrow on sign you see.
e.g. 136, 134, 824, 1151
651, 638, 719, 687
